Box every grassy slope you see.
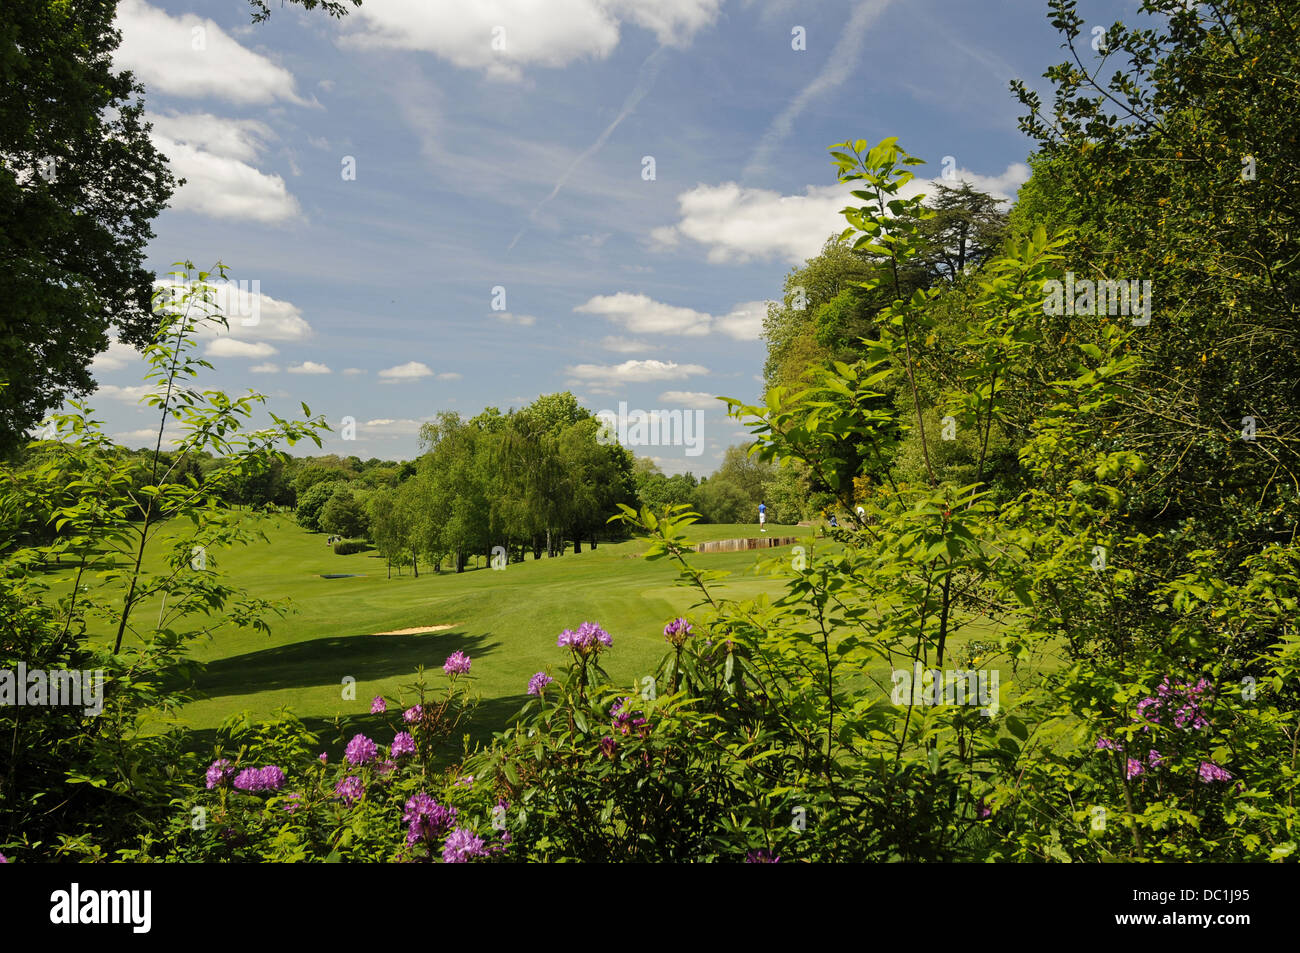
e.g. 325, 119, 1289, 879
58, 515, 1025, 755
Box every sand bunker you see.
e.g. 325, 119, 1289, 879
371, 623, 462, 636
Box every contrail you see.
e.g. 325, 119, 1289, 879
742, 0, 892, 181
508, 45, 669, 250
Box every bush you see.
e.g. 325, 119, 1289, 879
332, 539, 367, 555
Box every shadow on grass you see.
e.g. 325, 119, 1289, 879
170, 629, 498, 697
179, 691, 533, 775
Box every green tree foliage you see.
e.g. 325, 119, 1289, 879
0, 0, 177, 455
319, 486, 368, 539
294, 481, 336, 533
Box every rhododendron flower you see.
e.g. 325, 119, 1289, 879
258, 765, 286, 791
600, 736, 617, 759
663, 617, 693, 646
233, 768, 263, 792
404, 793, 457, 845
527, 671, 553, 696
334, 775, 365, 806
370, 696, 387, 714
1147, 749, 1166, 769
391, 731, 416, 758
403, 705, 424, 724
375, 759, 396, 778
1095, 738, 1119, 751
443, 651, 471, 676
1198, 761, 1233, 783
283, 793, 302, 814
206, 758, 235, 790
345, 733, 378, 765
0, 854, 7, 863
745, 849, 780, 863
557, 621, 612, 654
318, 752, 328, 765
1126, 758, 1144, 780
442, 827, 489, 863
611, 697, 650, 737
453, 774, 474, 788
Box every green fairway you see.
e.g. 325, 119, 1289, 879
62, 517, 827, 748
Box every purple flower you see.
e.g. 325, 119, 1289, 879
1198, 761, 1233, 784
527, 671, 553, 696
345, 733, 378, 766
1126, 758, 1144, 780
745, 849, 780, 863
391, 731, 416, 758
233, 768, 264, 792
403, 705, 424, 725
1095, 737, 1119, 751
205, 758, 235, 790
334, 775, 365, 806
600, 735, 617, 759
258, 765, 285, 791
453, 774, 474, 788
282, 793, 302, 814
404, 793, 457, 845
442, 827, 489, 863
0, 853, 7, 863
443, 651, 472, 676
1136, 697, 1161, 724
1147, 749, 1166, 769
664, 617, 693, 646
370, 696, 387, 714
318, 752, 328, 765
557, 621, 612, 654
611, 697, 650, 737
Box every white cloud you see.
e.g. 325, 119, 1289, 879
152, 129, 302, 224
658, 390, 721, 409
112, 427, 183, 449
155, 281, 313, 342
576, 292, 712, 336
114, 0, 302, 105
565, 359, 709, 387
493, 312, 537, 326
206, 338, 277, 359
362, 418, 426, 436
378, 361, 434, 380
652, 165, 1030, 265
287, 362, 331, 375
250, 362, 280, 373
90, 341, 139, 373
147, 112, 274, 162
714, 300, 770, 341
342, 0, 719, 81
96, 384, 166, 403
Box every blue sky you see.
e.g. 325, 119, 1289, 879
89, 0, 1134, 473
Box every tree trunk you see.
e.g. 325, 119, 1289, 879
532, 535, 543, 560
412, 550, 419, 578
574, 535, 582, 554
387, 554, 391, 580
546, 527, 553, 557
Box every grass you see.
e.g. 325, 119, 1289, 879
52, 514, 1042, 758
58, 516, 818, 750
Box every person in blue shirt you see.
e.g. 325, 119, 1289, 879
758, 501, 767, 532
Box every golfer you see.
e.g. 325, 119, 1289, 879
759, 501, 767, 532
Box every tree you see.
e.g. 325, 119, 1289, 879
0, 0, 176, 455
319, 486, 367, 539
295, 481, 336, 533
